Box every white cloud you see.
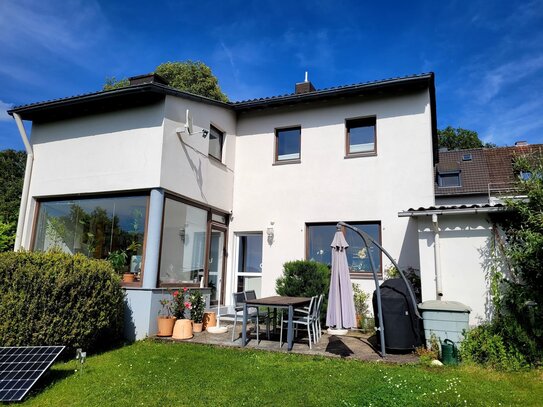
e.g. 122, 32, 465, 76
0, 101, 14, 122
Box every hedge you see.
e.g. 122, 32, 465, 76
0, 251, 125, 352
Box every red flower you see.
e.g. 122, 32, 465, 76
184, 301, 192, 310
183, 287, 188, 292
173, 290, 179, 297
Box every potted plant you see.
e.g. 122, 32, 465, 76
127, 209, 143, 280
172, 288, 193, 339
107, 250, 133, 283
189, 290, 205, 332
352, 283, 370, 330
157, 294, 176, 337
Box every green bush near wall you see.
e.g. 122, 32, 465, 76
276, 260, 330, 321
0, 251, 125, 352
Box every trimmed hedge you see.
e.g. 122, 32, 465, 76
0, 251, 124, 352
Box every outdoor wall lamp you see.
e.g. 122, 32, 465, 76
267, 222, 275, 245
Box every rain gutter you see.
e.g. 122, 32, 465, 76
398, 206, 505, 217
13, 113, 33, 251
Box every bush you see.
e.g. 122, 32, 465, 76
0, 251, 125, 353
460, 324, 528, 371
276, 260, 330, 320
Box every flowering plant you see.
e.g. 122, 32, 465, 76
189, 290, 205, 323
172, 287, 192, 319
158, 295, 173, 318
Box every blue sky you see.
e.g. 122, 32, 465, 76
1, 0, 542, 150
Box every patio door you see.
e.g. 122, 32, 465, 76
206, 223, 227, 306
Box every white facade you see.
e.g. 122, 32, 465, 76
12, 75, 442, 339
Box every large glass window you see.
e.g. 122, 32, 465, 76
275, 127, 301, 162
34, 195, 147, 275
346, 117, 376, 155
236, 233, 263, 297
159, 198, 208, 286
307, 222, 382, 277
209, 124, 224, 161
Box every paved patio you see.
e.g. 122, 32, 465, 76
155, 323, 419, 364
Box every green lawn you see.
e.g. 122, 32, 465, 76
22, 341, 542, 406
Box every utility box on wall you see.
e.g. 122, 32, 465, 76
418, 300, 471, 347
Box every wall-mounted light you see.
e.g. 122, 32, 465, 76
267, 221, 275, 245
179, 228, 186, 243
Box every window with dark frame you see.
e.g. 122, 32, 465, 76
209, 124, 224, 161
306, 222, 382, 278
346, 117, 376, 156
275, 127, 301, 162
437, 171, 461, 187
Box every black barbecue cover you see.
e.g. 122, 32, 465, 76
372, 278, 423, 351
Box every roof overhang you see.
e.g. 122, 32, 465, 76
398, 204, 507, 217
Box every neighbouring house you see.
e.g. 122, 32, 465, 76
9, 72, 440, 339
400, 143, 543, 324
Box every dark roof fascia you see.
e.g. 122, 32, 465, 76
8, 83, 232, 122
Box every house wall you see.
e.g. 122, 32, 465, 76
229, 90, 436, 303
417, 214, 494, 325
20, 102, 166, 248
161, 96, 236, 212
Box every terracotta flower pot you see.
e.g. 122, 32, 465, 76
203, 312, 216, 330
172, 319, 193, 340
193, 322, 203, 333
157, 316, 177, 337
123, 273, 135, 283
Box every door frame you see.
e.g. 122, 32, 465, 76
204, 221, 228, 305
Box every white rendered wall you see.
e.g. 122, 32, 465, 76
417, 214, 494, 325
161, 96, 236, 212
228, 91, 436, 302
21, 103, 165, 248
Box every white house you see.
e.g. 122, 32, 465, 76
9, 72, 440, 339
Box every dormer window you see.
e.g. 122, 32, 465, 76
437, 170, 461, 187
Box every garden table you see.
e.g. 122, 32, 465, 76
241, 296, 311, 351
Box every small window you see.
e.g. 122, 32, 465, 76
462, 154, 472, 161
275, 127, 301, 162
437, 171, 461, 187
346, 117, 376, 156
209, 124, 224, 161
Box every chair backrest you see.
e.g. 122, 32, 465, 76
232, 292, 246, 309
314, 294, 324, 318
244, 290, 257, 301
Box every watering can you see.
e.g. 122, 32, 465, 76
440, 338, 458, 365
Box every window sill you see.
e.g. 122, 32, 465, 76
344, 152, 377, 159
273, 159, 301, 166
209, 155, 225, 167
350, 273, 383, 280
121, 281, 143, 288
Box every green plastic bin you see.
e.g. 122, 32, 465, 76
418, 300, 471, 349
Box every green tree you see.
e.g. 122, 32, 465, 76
102, 61, 228, 102
0, 149, 26, 251
489, 152, 543, 365
438, 126, 496, 150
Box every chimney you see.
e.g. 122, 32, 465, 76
515, 141, 528, 147
295, 71, 316, 94
128, 73, 169, 86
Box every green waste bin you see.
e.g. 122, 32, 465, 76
418, 300, 471, 350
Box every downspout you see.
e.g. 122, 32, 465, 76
431, 214, 443, 299
13, 113, 34, 251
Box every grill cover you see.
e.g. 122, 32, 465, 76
373, 278, 423, 351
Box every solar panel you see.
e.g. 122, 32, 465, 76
0, 346, 65, 402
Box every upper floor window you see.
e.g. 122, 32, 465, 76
275, 127, 301, 162
437, 171, 461, 187
346, 117, 376, 156
209, 124, 224, 161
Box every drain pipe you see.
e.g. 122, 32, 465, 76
431, 214, 443, 299
13, 113, 33, 251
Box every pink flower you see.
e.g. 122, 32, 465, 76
183, 287, 188, 292
173, 290, 179, 297
185, 301, 192, 309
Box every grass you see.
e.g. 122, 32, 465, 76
22, 340, 542, 406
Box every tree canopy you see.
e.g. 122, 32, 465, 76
437, 126, 496, 150
0, 149, 26, 252
103, 61, 228, 102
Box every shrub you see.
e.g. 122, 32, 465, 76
460, 324, 528, 371
276, 260, 330, 320
0, 251, 124, 353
